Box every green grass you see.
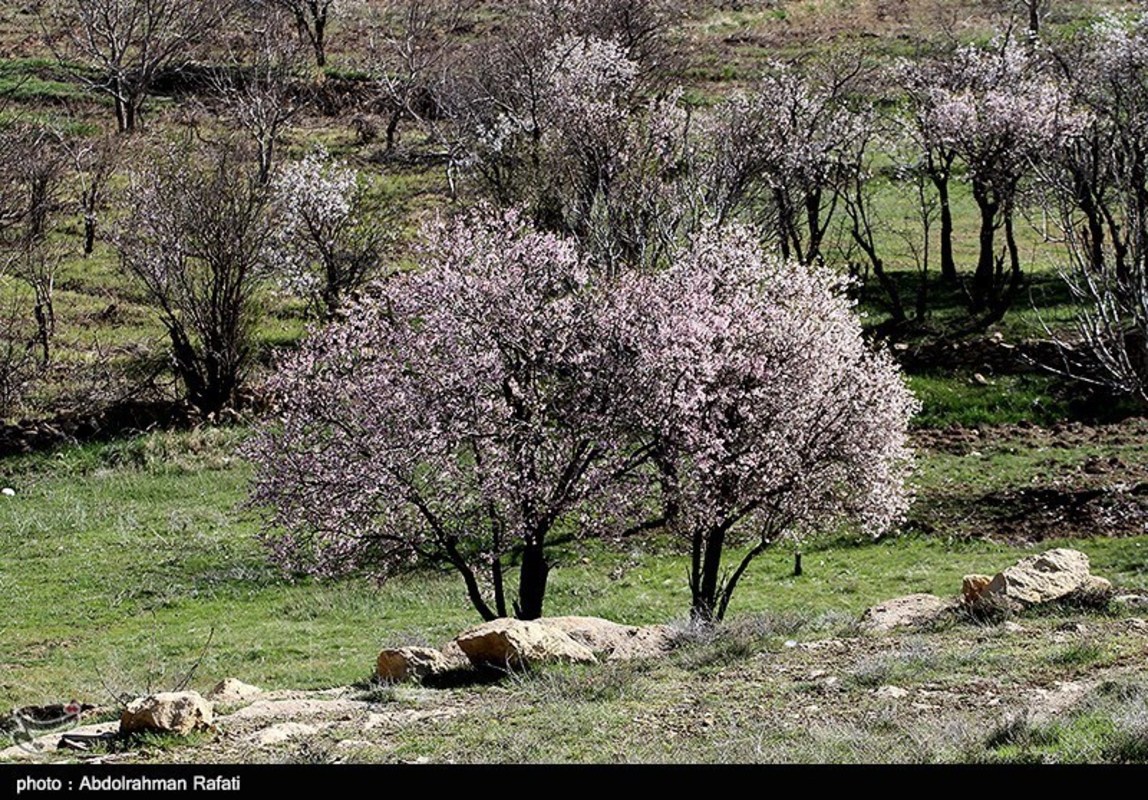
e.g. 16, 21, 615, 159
908, 373, 1069, 428
2, 427, 1147, 711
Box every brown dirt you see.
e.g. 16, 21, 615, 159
910, 418, 1148, 543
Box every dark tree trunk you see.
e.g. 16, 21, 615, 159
515, 541, 549, 620
690, 525, 726, 623
933, 174, 956, 282
971, 193, 999, 312
83, 217, 97, 256
385, 110, 402, 152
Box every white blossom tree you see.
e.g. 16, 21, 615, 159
271, 148, 391, 317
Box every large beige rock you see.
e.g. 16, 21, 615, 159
962, 574, 993, 605
609, 625, 678, 661
208, 679, 263, 704
454, 618, 597, 669
120, 692, 213, 736
376, 646, 455, 682
860, 594, 954, 632
536, 616, 677, 661
981, 548, 1093, 608
538, 616, 639, 653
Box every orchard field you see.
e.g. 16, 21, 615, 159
2, 0, 1148, 764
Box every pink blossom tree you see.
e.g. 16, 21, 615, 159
613, 226, 919, 622
704, 58, 871, 267
247, 211, 634, 620
905, 36, 1083, 316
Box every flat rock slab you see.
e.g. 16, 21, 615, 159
982, 548, 1092, 608
454, 618, 597, 669
537, 616, 677, 661
861, 594, 955, 632
221, 698, 364, 722
248, 722, 321, 746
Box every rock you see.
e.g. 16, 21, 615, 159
454, 618, 597, 669
962, 574, 993, 604
875, 685, 909, 699
250, 722, 317, 746
440, 639, 470, 666
1002, 621, 1027, 633
1068, 575, 1113, 601
1057, 621, 1087, 634
537, 616, 639, 654
609, 625, 677, 661
860, 594, 954, 632
376, 647, 454, 682
980, 548, 1095, 608
1114, 594, 1148, 608
1125, 618, 1148, 632
536, 616, 676, 661
120, 692, 213, 736
208, 679, 262, 704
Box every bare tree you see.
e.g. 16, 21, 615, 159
45, 0, 234, 133
211, 24, 309, 183
59, 134, 117, 256
0, 126, 67, 367
117, 140, 273, 414
258, 0, 349, 67
366, 0, 471, 153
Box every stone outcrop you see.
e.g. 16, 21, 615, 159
454, 618, 597, 669
860, 594, 954, 632
979, 548, 1097, 609
208, 679, 263, 704
376, 647, 456, 682
120, 692, 213, 736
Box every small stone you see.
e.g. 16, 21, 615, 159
207, 679, 263, 704
1002, 621, 1026, 633
1, 488, 14, 497
376, 647, 454, 682
334, 739, 373, 751
120, 692, 212, 736
1125, 618, 1148, 632
1057, 621, 1087, 634
875, 685, 909, 700
783, 640, 798, 648
1115, 594, 1148, 608
962, 574, 993, 604
972, 373, 991, 386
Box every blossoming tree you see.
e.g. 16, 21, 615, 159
248, 211, 632, 620
271, 148, 390, 317
613, 226, 919, 621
